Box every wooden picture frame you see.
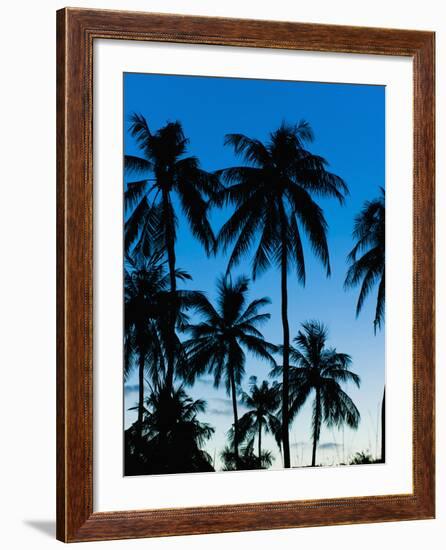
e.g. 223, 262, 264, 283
56, 7, 435, 542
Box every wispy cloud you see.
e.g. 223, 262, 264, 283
208, 408, 233, 416
212, 397, 231, 405
206, 396, 247, 417
197, 377, 214, 387
291, 441, 343, 450
319, 442, 343, 450
211, 397, 245, 408
124, 384, 139, 394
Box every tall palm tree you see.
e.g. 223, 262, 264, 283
183, 275, 276, 467
344, 187, 385, 460
272, 321, 360, 467
125, 250, 200, 438
125, 385, 215, 475
125, 115, 221, 393
237, 376, 282, 466
215, 121, 348, 467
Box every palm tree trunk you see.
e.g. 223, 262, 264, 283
163, 191, 176, 394
137, 350, 145, 440
229, 368, 240, 468
280, 221, 291, 469
312, 388, 321, 467
381, 387, 386, 462
258, 417, 262, 468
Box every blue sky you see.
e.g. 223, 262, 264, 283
123, 72, 385, 469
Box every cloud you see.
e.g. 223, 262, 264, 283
212, 397, 231, 405
208, 408, 233, 416
207, 398, 233, 417
124, 384, 139, 394
206, 396, 246, 417
319, 442, 343, 450
290, 441, 343, 450
211, 397, 245, 408
197, 377, 214, 386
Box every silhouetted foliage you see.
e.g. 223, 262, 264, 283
122, 115, 381, 476
345, 187, 385, 332
344, 188, 385, 461
183, 275, 277, 467
271, 321, 360, 467
349, 451, 380, 465
125, 249, 203, 436
125, 116, 222, 393
233, 376, 282, 465
220, 439, 274, 471
215, 122, 348, 468
125, 385, 215, 475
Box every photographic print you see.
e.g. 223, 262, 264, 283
123, 72, 385, 476
57, 10, 435, 540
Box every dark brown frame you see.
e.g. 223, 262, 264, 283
57, 7, 435, 543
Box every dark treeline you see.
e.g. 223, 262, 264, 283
124, 115, 385, 475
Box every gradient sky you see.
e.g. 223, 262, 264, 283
123, 72, 385, 470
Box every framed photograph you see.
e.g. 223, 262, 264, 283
56, 8, 435, 542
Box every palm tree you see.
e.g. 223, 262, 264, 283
125, 250, 169, 438
220, 439, 274, 471
125, 250, 201, 438
125, 115, 221, 393
125, 385, 215, 475
272, 321, 360, 467
215, 121, 348, 467
344, 187, 385, 460
236, 376, 281, 466
344, 187, 385, 332
183, 275, 277, 468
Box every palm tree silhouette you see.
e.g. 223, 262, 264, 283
125, 115, 221, 393
272, 321, 360, 466
344, 187, 385, 460
344, 187, 385, 332
125, 385, 215, 475
183, 275, 276, 467
125, 250, 201, 438
215, 122, 348, 467
236, 376, 282, 467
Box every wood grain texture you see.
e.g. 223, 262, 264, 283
56, 7, 435, 542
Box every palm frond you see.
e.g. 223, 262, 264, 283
355, 267, 381, 316
345, 189, 385, 331
224, 133, 270, 166
374, 272, 385, 332
237, 297, 272, 324
176, 177, 216, 254
286, 186, 331, 276
124, 154, 152, 176
124, 180, 150, 212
